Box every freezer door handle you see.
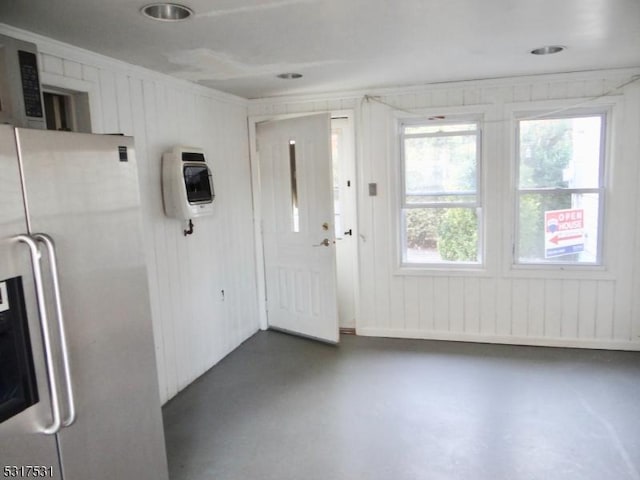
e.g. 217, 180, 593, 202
34, 233, 76, 427
13, 234, 63, 435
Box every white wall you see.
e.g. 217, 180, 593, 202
250, 69, 640, 350
0, 24, 260, 403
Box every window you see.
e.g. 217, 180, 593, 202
515, 113, 605, 265
400, 120, 481, 265
43, 92, 72, 131
42, 87, 92, 133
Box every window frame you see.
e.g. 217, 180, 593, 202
397, 114, 485, 270
512, 108, 608, 268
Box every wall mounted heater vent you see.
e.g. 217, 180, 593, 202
162, 146, 215, 219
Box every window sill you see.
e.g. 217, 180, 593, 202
394, 265, 492, 278
392, 263, 617, 281
505, 264, 616, 281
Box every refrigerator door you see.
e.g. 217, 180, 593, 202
0, 126, 62, 477
16, 128, 169, 480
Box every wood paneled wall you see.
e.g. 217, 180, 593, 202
250, 69, 640, 350
1, 24, 260, 403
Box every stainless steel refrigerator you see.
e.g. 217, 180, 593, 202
0, 125, 169, 479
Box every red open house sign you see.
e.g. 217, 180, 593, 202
544, 208, 585, 258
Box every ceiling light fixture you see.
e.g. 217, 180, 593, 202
141, 3, 194, 21
277, 73, 303, 80
530, 45, 565, 55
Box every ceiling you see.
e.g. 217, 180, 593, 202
1, 0, 639, 99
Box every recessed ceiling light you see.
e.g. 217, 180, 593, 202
141, 3, 194, 21
530, 45, 565, 55
277, 73, 303, 80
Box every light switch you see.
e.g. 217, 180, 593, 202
368, 183, 377, 196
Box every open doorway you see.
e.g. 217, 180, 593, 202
331, 116, 357, 332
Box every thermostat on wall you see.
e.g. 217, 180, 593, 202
161, 146, 215, 220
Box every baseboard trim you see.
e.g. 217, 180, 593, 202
356, 327, 640, 351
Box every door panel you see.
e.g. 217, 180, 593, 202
0, 125, 62, 478
258, 114, 339, 343
16, 129, 168, 480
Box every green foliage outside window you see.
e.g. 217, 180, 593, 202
438, 209, 478, 261
404, 125, 479, 262
518, 118, 573, 260
519, 119, 572, 189
405, 208, 477, 261
405, 209, 444, 250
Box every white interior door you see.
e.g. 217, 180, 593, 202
257, 114, 339, 343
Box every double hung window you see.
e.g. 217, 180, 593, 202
400, 120, 481, 265
515, 113, 605, 265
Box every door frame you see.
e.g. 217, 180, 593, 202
248, 109, 359, 332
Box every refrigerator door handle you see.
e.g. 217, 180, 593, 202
34, 233, 76, 427
13, 234, 63, 435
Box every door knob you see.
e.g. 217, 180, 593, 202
344, 229, 353, 236
313, 238, 331, 247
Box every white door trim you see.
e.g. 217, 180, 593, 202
248, 109, 358, 332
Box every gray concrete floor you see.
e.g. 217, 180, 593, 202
162, 331, 640, 480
